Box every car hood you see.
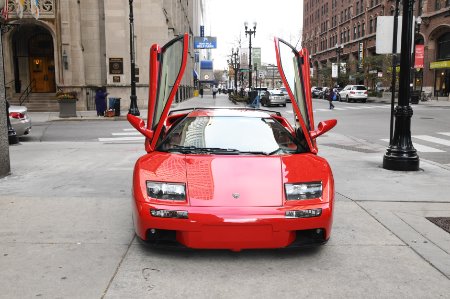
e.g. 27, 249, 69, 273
186, 155, 283, 207
136, 152, 333, 206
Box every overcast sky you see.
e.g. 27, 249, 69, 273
205, 0, 303, 70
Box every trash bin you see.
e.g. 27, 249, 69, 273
410, 91, 420, 104
248, 91, 258, 104
108, 97, 121, 116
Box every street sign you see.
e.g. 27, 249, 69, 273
194, 36, 217, 49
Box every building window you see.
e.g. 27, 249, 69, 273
437, 32, 450, 60
369, 18, 373, 33
435, 0, 441, 10
357, 24, 361, 38
446, 0, 450, 7
362, 22, 365, 36
360, 0, 364, 13
354, 26, 357, 39
356, 1, 359, 14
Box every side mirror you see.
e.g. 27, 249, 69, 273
127, 114, 154, 139
310, 119, 337, 139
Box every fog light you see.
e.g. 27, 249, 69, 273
285, 208, 322, 218
150, 209, 188, 219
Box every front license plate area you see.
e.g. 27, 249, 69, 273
202, 225, 273, 243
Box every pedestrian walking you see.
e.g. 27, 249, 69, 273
212, 86, 218, 98
328, 87, 335, 109
95, 87, 108, 116
199, 87, 204, 98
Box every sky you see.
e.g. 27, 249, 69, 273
205, 0, 303, 70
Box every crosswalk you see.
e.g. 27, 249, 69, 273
381, 132, 450, 153
98, 128, 144, 143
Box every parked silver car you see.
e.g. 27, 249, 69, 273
261, 89, 287, 107
9, 105, 32, 136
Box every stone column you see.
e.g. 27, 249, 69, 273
0, 30, 11, 178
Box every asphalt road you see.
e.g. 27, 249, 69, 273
20, 96, 450, 166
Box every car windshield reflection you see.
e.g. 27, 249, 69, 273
158, 116, 307, 155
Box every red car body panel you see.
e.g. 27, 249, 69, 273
131, 149, 334, 250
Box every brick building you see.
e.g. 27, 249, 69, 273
302, 0, 450, 98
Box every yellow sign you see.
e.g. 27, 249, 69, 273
430, 60, 450, 69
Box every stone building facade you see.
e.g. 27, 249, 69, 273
3, 0, 205, 111
302, 0, 450, 98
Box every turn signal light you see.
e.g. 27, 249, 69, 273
285, 209, 322, 218
150, 209, 188, 219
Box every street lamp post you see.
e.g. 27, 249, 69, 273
335, 44, 343, 87
383, 0, 419, 171
128, 0, 140, 116
244, 22, 256, 91
412, 16, 422, 91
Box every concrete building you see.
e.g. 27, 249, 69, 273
302, 0, 450, 98
3, 0, 205, 112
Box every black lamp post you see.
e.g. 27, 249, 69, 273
244, 22, 256, 91
128, 0, 140, 116
412, 16, 422, 91
383, 0, 419, 171
335, 44, 343, 87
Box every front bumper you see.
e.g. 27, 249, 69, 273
133, 201, 333, 250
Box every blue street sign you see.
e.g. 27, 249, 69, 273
194, 36, 217, 49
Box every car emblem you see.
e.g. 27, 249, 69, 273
232, 193, 240, 199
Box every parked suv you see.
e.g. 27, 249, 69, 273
339, 85, 368, 103
311, 86, 324, 98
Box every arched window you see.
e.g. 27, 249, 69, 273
437, 32, 450, 60
369, 17, 374, 33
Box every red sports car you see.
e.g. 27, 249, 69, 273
128, 34, 337, 251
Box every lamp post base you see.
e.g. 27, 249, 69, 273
383, 149, 419, 171
128, 95, 140, 116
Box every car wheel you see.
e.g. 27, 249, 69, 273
282, 104, 286, 107
362, 99, 367, 103
346, 95, 349, 102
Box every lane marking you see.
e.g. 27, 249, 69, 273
412, 135, 450, 147
381, 139, 445, 153
438, 132, 450, 137
112, 132, 141, 136
99, 137, 145, 142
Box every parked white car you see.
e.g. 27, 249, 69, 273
339, 85, 368, 103
9, 105, 32, 136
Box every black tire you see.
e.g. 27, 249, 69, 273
282, 104, 286, 107
346, 95, 349, 102
362, 99, 367, 103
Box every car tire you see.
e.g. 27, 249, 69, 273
346, 95, 349, 102
362, 99, 367, 103
282, 104, 286, 107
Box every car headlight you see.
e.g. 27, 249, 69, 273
284, 182, 322, 200
146, 181, 186, 201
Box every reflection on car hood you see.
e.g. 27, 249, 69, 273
186, 156, 283, 207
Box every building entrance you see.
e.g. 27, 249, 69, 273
28, 33, 55, 93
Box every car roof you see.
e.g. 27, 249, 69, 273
172, 108, 280, 118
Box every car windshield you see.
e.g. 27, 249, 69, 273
158, 116, 306, 155
355, 86, 367, 90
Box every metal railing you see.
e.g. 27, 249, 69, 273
18, 79, 35, 105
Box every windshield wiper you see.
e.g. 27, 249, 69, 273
166, 146, 240, 154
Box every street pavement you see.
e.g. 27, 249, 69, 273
1, 93, 449, 298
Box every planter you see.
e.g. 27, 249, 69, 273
58, 99, 77, 118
